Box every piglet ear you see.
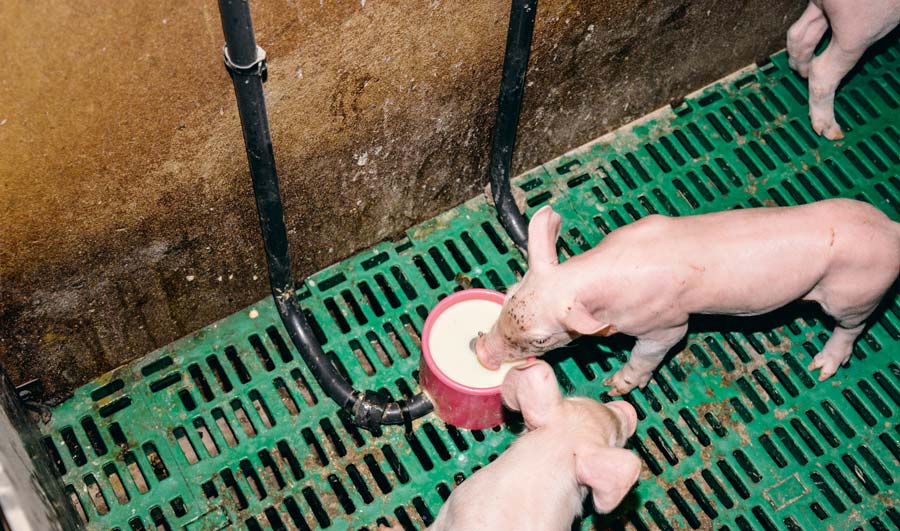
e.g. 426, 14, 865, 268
563, 301, 614, 336
501, 360, 563, 430
575, 446, 642, 514
526, 206, 562, 272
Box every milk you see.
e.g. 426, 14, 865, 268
428, 298, 523, 388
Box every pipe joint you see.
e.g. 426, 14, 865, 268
351, 390, 391, 433
223, 44, 268, 81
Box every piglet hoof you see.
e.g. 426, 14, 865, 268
606, 386, 628, 397
824, 126, 844, 141
603, 370, 646, 397
807, 351, 850, 382
811, 117, 844, 141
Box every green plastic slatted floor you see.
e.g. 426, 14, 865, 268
40, 37, 900, 531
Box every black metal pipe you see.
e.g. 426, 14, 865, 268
488, 0, 538, 251
219, 0, 259, 67
216, 0, 432, 431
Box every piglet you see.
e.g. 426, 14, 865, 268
381, 360, 640, 531
476, 199, 900, 395
787, 0, 900, 139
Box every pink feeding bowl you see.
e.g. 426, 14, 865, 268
419, 288, 523, 429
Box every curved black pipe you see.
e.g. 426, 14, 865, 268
217, 0, 432, 431
488, 0, 538, 251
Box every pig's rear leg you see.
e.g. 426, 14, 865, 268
807, 31, 875, 140
605, 324, 688, 396
808, 315, 870, 381
787, 2, 828, 78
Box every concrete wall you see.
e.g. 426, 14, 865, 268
0, 0, 806, 402
0, 370, 78, 529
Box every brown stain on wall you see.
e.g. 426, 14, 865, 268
0, 0, 806, 402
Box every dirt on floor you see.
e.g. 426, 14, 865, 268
0, 0, 806, 403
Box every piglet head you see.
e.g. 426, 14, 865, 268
503, 360, 641, 514
476, 206, 613, 369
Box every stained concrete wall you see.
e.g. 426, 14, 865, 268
0, 0, 806, 403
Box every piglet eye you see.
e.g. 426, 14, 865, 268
532, 337, 552, 346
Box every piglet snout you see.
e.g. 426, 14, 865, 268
606, 400, 638, 438
474, 334, 502, 370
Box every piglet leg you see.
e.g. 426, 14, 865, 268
787, 2, 828, 78
808, 320, 866, 381
808, 41, 866, 140
605, 324, 688, 396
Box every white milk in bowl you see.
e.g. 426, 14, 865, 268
428, 298, 523, 388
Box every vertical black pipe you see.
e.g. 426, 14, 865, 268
217, 0, 431, 430
488, 0, 538, 251
219, 0, 259, 67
